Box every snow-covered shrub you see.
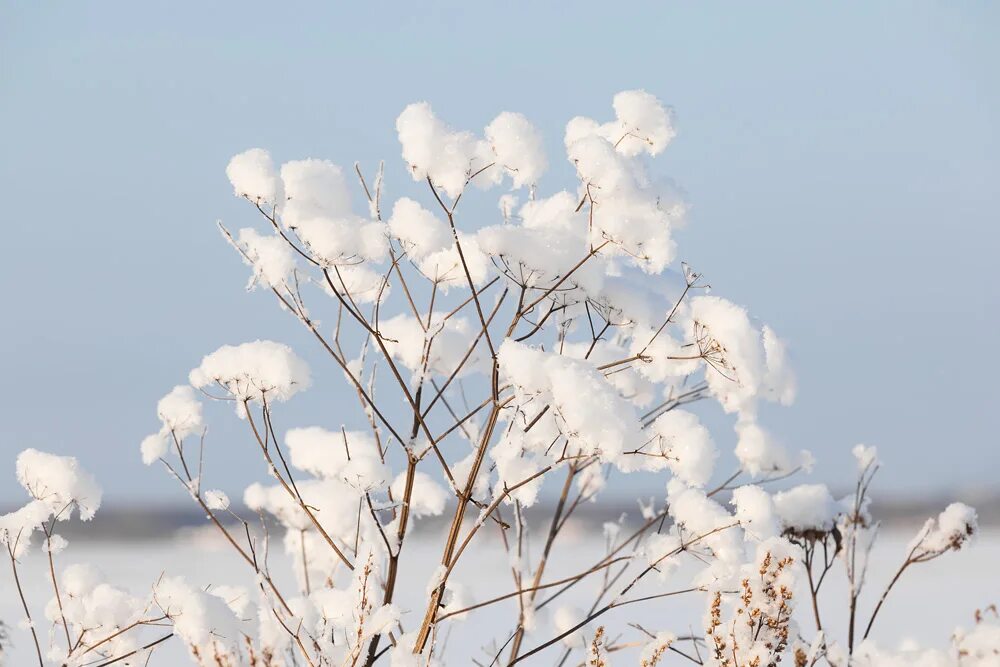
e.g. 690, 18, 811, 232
2, 91, 992, 666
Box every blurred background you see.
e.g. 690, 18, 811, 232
1, 1, 997, 521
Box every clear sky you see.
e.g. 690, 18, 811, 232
1, 1, 997, 505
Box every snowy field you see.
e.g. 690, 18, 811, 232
2, 523, 998, 665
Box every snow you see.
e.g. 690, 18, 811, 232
154, 575, 243, 656
380, 313, 488, 380
386, 199, 490, 288
562, 340, 656, 409
731, 484, 780, 541
912, 502, 978, 554
15, 449, 102, 521
388, 197, 452, 260
389, 632, 442, 667
610, 89, 676, 156
564, 89, 676, 158
952, 610, 1000, 665
325, 261, 389, 304
0, 500, 50, 558
225, 148, 281, 204
139, 385, 205, 466
477, 190, 614, 305
390, 471, 447, 519
650, 408, 717, 487
280, 158, 352, 225
396, 104, 546, 196
285, 426, 387, 491
565, 133, 679, 273
706, 536, 802, 666
155, 385, 203, 440
639, 631, 676, 665
188, 339, 311, 410
688, 295, 796, 414
553, 605, 590, 647
640, 533, 683, 580
489, 435, 545, 506
498, 340, 643, 469
232, 226, 296, 289
44, 563, 147, 665
773, 483, 838, 533
279, 158, 388, 265
43, 534, 68, 554
734, 415, 807, 477
139, 432, 168, 466
667, 484, 744, 574
396, 102, 490, 198
853, 443, 879, 472
483, 111, 547, 188
203, 490, 229, 511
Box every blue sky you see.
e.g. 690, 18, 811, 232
1, 2, 997, 504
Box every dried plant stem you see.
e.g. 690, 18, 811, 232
78, 614, 168, 657
511, 524, 736, 664
507, 466, 576, 662
437, 557, 632, 623
92, 632, 174, 667
44, 529, 72, 652
245, 406, 355, 571
863, 551, 917, 641
7, 542, 44, 667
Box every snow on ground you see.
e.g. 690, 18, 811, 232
2, 524, 998, 664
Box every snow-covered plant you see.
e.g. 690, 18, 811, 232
851, 605, 1000, 666
2, 91, 993, 666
